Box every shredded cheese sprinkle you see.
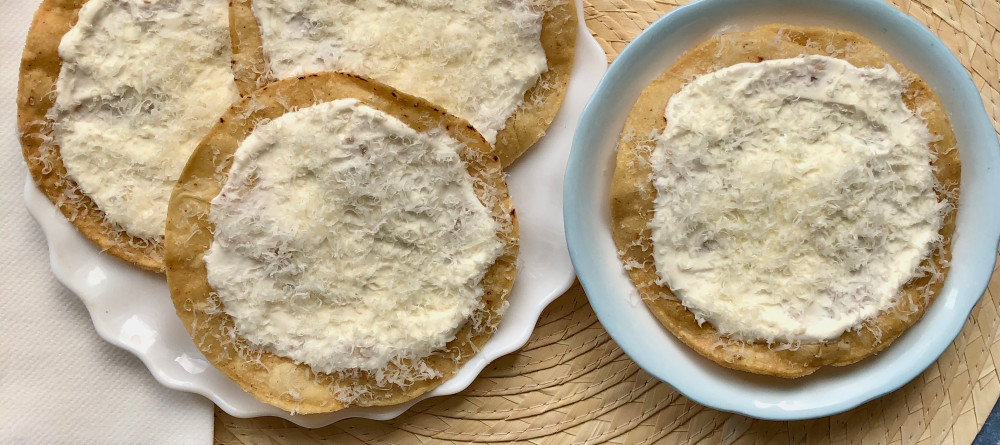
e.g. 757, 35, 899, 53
649, 55, 945, 343
205, 99, 504, 374
250, 0, 551, 145
52, 0, 239, 240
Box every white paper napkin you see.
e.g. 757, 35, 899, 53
0, 3, 214, 444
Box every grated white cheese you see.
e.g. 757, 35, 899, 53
205, 99, 504, 374
51, 0, 239, 240
250, 0, 550, 145
649, 55, 945, 343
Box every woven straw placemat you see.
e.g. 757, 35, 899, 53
214, 1, 1000, 443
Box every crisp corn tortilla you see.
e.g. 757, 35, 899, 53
228, 0, 577, 168
165, 72, 519, 413
610, 25, 960, 378
17, 0, 164, 271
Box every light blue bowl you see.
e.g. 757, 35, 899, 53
564, 0, 1000, 420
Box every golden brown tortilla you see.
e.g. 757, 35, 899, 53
165, 72, 519, 413
611, 25, 961, 378
17, 0, 164, 271
229, 0, 576, 168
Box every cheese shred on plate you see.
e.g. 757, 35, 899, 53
205, 99, 505, 374
650, 55, 946, 343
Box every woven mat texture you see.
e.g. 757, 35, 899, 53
215, 1, 1000, 443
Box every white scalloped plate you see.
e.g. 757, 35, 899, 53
23, 0, 607, 427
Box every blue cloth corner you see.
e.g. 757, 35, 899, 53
974, 398, 1000, 445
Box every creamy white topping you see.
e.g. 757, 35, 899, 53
251, 0, 549, 145
52, 0, 239, 240
205, 99, 504, 373
649, 55, 944, 343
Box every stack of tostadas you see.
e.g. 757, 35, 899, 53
18, 0, 577, 412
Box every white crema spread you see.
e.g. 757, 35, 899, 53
650, 55, 945, 343
205, 99, 504, 374
52, 0, 239, 240
251, 0, 550, 145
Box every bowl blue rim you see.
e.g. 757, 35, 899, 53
564, 0, 1000, 420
